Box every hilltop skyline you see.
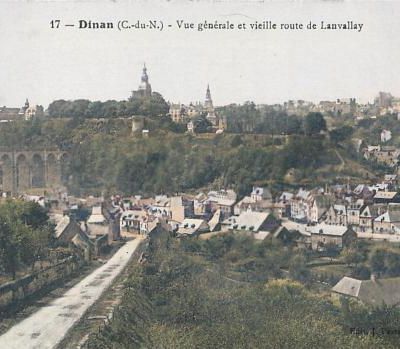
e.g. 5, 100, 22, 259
1, 1, 400, 107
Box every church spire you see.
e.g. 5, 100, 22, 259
205, 84, 213, 110
141, 63, 149, 83
206, 84, 211, 101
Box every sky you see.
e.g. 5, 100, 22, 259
0, 0, 399, 108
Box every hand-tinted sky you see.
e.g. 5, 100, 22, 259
0, 0, 399, 108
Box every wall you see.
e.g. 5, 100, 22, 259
0, 256, 83, 311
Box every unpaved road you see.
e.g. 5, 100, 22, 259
0, 238, 142, 349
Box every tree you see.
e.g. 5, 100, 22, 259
0, 217, 19, 279
370, 249, 386, 275
193, 116, 213, 133
386, 251, 400, 276
342, 247, 364, 266
325, 242, 340, 260
329, 126, 354, 144
304, 112, 327, 136
288, 254, 310, 283
230, 135, 243, 147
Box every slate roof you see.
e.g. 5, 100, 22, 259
374, 208, 400, 223
55, 215, 71, 238
223, 211, 271, 232
332, 276, 400, 307
310, 224, 351, 237
177, 219, 209, 236
208, 209, 222, 232
374, 191, 398, 200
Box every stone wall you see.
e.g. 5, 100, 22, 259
0, 256, 83, 312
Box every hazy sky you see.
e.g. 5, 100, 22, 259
0, 0, 399, 107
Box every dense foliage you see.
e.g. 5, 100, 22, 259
86, 233, 400, 349
0, 200, 53, 279
0, 98, 383, 196
47, 93, 169, 119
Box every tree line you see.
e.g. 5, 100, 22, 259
47, 93, 169, 119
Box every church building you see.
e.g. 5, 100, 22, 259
131, 64, 152, 99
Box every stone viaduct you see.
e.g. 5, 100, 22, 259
0, 148, 69, 194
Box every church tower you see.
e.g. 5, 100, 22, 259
204, 84, 218, 126
19, 98, 29, 115
204, 84, 214, 112
131, 63, 152, 99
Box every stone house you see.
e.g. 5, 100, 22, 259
359, 205, 383, 233
290, 189, 311, 222
325, 204, 347, 226
308, 194, 334, 223
332, 276, 400, 307
373, 205, 400, 234
347, 199, 365, 227
310, 224, 356, 251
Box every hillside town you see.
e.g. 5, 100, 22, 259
1, 65, 400, 347
34, 169, 400, 257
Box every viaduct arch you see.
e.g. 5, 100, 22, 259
0, 149, 69, 194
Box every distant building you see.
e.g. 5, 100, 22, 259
168, 84, 226, 131
373, 204, 400, 234
0, 99, 44, 122
381, 129, 392, 143
177, 218, 209, 237
310, 224, 356, 251
332, 276, 400, 307
375, 91, 393, 109
221, 211, 279, 235
131, 64, 152, 99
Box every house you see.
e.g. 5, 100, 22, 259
373, 205, 400, 234
373, 191, 400, 204
269, 226, 302, 245
149, 195, 170, 218
359, 205, 383, 233
384, 174, 398, 186
290, 189, 311, 222
325, 204, 347, 226
250, 186, 272, 202
308, 194, 334, 223
332, 276, 400, 307
353, 184, 374, 200
140, 216, 161, 235
347, 199, 365, 227
176, 218, 209, 237
207, 190, 237, 220
87, 205, 111, 242
54, 215, 93, 260
193, 192, 209, 216
120, 209, 147, 233
170, 196, 194, 223
102, 202, 121, 241
310, 224, 356, 251
375, 146, 400, 167
278, 192, 293, 217
55, 215, 86, 244
234, 196, 273, 215
221, 211, 279, 235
